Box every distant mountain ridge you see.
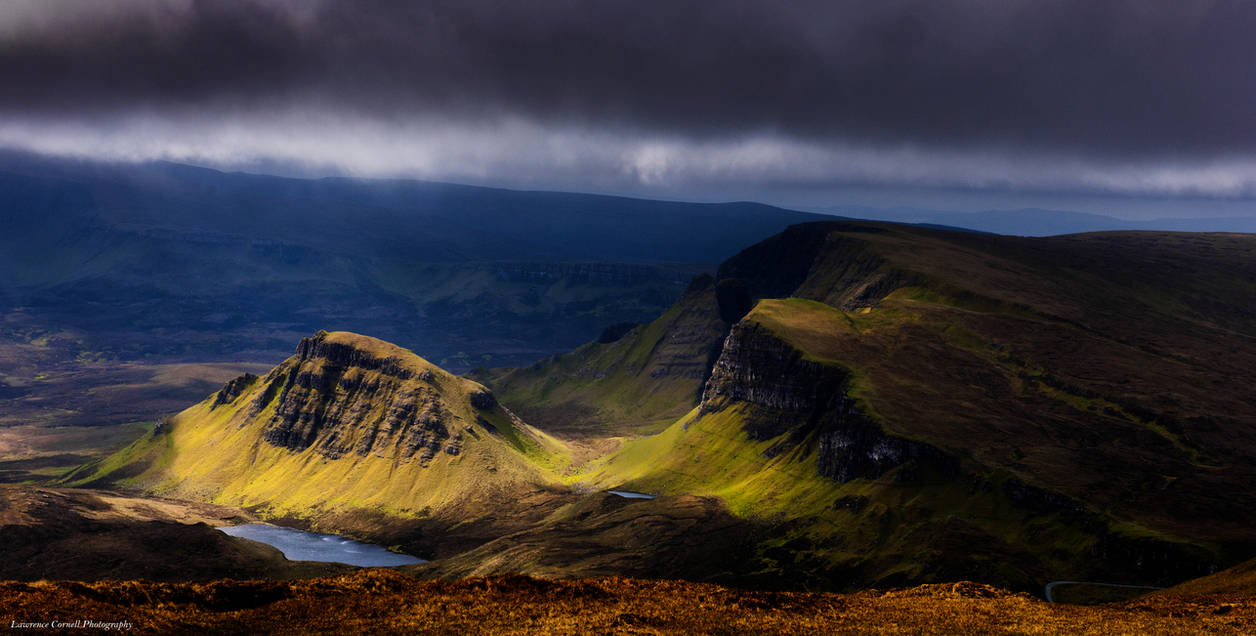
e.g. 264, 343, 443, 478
0, 151, 824, 265
0, 152, 826, 432
829, 204, 1256, 236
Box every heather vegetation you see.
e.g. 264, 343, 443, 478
1, 570, 1252, 635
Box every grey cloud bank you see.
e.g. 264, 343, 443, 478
3, 0, 1256, 212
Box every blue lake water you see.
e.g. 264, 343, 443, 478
219, 524, 425, 567
608, 490, 655, 499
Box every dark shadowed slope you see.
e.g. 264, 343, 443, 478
1160, 557, 1256, 597
0, 485, 349, 582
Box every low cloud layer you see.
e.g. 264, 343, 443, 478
3, 0, 1256, 204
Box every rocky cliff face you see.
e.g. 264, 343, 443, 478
715, 223, 929, 312
217, 332, 492, 466
701, 321, 942, 482
213, 373, 258, 407
698, 315, 1219, 586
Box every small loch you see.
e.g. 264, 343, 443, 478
608, 490, 656, 499
219, 524, 425, 567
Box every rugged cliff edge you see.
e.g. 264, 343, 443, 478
574, 294, 1216, 591
700, 320, 943, 482
255, 333, 471, 464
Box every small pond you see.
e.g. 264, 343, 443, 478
219, 524, 425, 567
608, 490, 656, 499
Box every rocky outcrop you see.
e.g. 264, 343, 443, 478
701, 321, 943, 482
295, 334, 414, 380
213, 374, 258, 408
468, 389, 497, 410
813, 392, 947, 483
597, 274, 725, 383
702, 323, 846, 417
244, 333, 466, 466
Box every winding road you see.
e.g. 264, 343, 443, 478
1044, 581, 1164, 603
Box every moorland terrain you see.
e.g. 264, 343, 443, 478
3, 164, 1256, 632
1, 567, 1254, 634
50, 220, 1256, 594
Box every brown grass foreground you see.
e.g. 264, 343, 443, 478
0, 570, 1252, 635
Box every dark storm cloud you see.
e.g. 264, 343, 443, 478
3, 0, 1255, 160
3, 0, 1256, 208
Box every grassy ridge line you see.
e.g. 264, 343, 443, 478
474, 275, 726, 438
569, 295, 1205, 588
1159, 557, 1256, 597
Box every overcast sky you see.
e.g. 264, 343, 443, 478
3, 0, 1256, 217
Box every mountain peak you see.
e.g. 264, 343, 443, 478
206, 330, 497, 465
65, 331, 565, 523
291, 330, 451, 385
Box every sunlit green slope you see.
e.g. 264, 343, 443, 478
471, 274, 727, 438
63, 331, 572, 524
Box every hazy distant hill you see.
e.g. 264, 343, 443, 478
831, 204, 1256, 236
0, 153, 824, 369
0, 154, 828, 440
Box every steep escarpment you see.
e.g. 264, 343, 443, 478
452, 220, 1256, 590
716, 222, 929, 311
700, 320, 942, 482
65, 331, 573, 550
252, 334, 469, 463
653, 223, 1256, 557
577, 296, 1216, 590
473, 226, 933, 442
